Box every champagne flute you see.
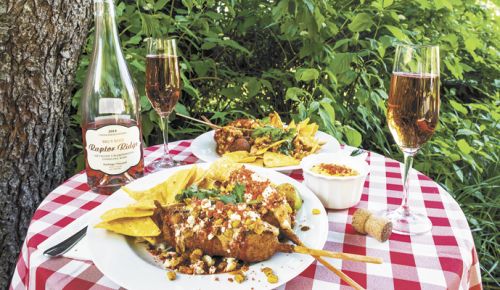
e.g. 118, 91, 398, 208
383, 44, 440, 235
145, 38, 181, 172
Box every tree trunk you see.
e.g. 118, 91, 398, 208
0, 0, 92, 287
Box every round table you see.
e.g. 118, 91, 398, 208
10, 140, 482, 290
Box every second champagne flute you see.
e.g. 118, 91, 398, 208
383, 44, 440, 235
145, 38, 181, 172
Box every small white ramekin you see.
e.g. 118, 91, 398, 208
301, 152, 369, 209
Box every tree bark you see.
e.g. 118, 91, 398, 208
0, 0, 92, 288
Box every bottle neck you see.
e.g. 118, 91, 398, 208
94, 0, 121, 55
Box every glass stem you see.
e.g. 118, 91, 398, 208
400, 152, 414, 216
160, 115, 173, 163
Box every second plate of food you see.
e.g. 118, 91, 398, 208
191, 113, 341, 171
87, 162, 329, 290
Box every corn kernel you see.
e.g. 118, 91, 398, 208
234, 273, 245, 283
267, 273, 278, 284
166, 271, 176, 281
312, 208, 321, 215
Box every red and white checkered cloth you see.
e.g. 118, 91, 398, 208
9, 140, 482, 290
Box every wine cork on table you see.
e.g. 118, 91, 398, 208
352, 209, 392, 242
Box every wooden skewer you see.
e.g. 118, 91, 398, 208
282, 228, 368, 289
176, 113, 222, 129
278, 244, 382, 264
292, 245, 383, 264
201, 115, 218, 129
176, 113, 254, 132
315, 256, 365, 290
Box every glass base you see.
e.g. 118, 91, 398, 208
145, 157, 180, 173
381, 207, 432, 235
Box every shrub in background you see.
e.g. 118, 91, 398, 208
67, 0, 499, 285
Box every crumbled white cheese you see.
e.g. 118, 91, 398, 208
251, 172, 268, 182
247, 211, 260, 221
192, 260, 206, 274
225, 258, 237, 271
163, 256, 181, 268
244, 193, 252, 202
203, 255, 215, 266
262, 185, 276, 200
209, 266, 217, 274
201, 199, 212, 209
237, 203, 247, 211
208, 233, 214, 240
229, 213, 241, 221
187, 215, 195, 227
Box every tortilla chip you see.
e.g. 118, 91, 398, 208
269, 112, 284, 128
122, 186, 165, 203
100, 207, 154, 222
122, 166, 198, 205
223, 151, 258, 163
161, 166, 198, 204
253, 139, 287, 155
127, 200, 157, 210
190, 166, 206, 185
95, 217, 161, 237
263, 152, 300, 167
206, 159, 243, 181
246, 158, 264, 167
299, 123, 319, 137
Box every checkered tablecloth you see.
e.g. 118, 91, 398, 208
9, 140, 482, 290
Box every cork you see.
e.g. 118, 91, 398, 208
351, 208, 372, 234
352, 209, 392, 242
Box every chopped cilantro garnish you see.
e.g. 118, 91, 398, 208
176, 183, 247, 204
252, 126, 297, 142
175, 186, 220, 201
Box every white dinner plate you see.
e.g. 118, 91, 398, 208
191, 130, 341, 171
87, 163, 328, 290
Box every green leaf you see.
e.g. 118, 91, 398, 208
456, 129, 477, 136
140, 95, 152, 111
174, 102, 190, 116
344, 126, 362, 147
330, 53, 353, 73
450, 100, 468, 115
320, 101, 335, 122
295, 68, 320, 82
371, 0, 394, 10
141, 112, 154, 140
452, 164, 464, 182
285, 87, 308, 101
318, 108, 336, 135
434, 0, 453, 10
348, 13, 374, 32
201, 42, 217, 50
154, 0, 169, 11
457, 139, 473, 155
384, 25, 409, 42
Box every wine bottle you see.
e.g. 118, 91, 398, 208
81, 0, 144, 195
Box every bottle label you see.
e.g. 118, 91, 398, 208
85, 125, 141, 175
98, 98, 125, 114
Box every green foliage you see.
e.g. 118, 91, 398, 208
67, 0, 499, 285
